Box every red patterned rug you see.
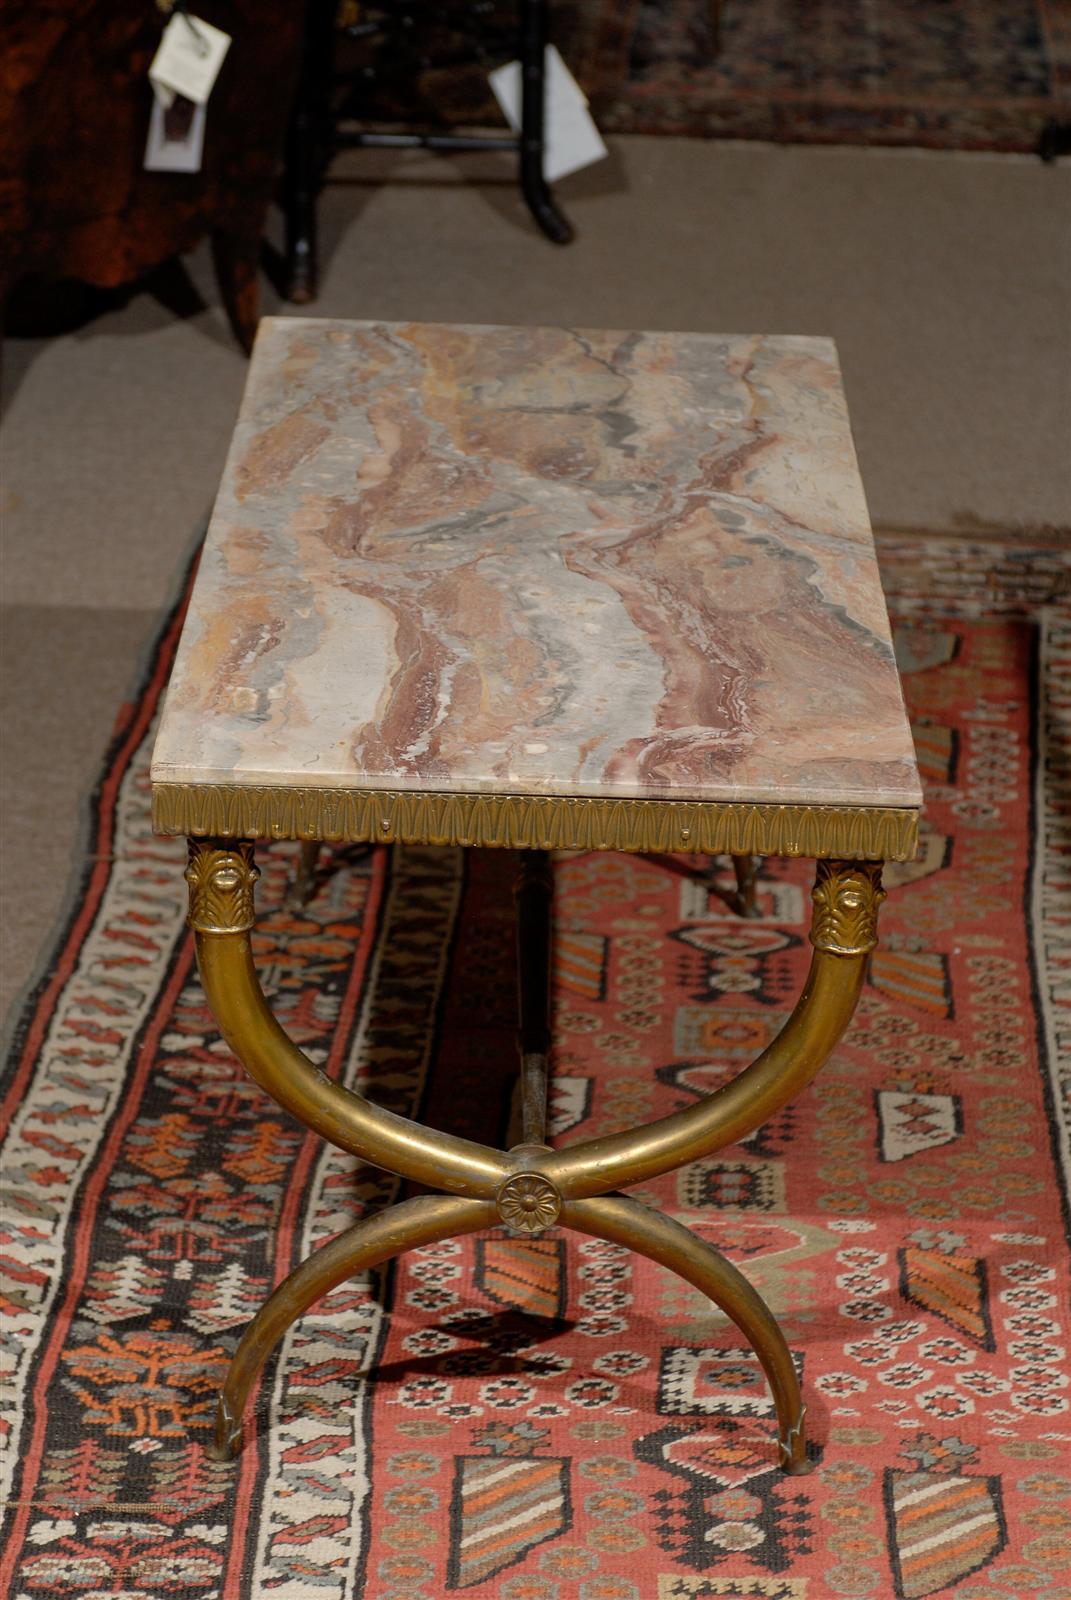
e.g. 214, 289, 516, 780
1, 537, 1070, 1598
347, 0, 1071, 154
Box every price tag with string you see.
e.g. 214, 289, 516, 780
149, 1, 231, 109
144, 92, 207, 172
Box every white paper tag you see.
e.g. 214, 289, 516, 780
149, 13, 231, 107
144, 93, 206, 172
489, 46, 607, 183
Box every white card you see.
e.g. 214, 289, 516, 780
144, 94, 206, 172
149, 13, 231, 107
489, 46, 607, 183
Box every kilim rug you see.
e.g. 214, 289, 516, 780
1, 536, 1070, 1599
343, 0, 1071, 154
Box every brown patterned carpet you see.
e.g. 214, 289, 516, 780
345, 0, 1071, 153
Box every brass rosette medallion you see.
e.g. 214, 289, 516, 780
185, 840, 260, 934
497, 1172, 562, 1234
809, 859, 886, 956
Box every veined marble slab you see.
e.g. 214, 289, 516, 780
152, 318, 921, 811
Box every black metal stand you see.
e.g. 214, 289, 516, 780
517, 0, 573, 244
283, 0, 574, 303
1038, 119, 1071, 162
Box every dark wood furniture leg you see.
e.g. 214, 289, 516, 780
211, 227, 261, 353
285, 0, 336, 303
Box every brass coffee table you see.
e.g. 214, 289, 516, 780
151, 318, 921, 1472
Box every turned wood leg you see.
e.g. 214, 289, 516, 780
185, 839, 883, 1467
210, 228, 260, 353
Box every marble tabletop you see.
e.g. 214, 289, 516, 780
151, 318, 921, 813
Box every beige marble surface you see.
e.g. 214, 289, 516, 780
151, 318, 921, 810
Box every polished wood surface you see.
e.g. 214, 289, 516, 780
1, 1, 307, 346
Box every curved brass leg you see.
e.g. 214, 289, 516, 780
544, 861, 884, 1199
186, 841, 508, 1198
186, 841, 884, 1474
562, 1194, 810, 1474
206, 1193, 497, 1461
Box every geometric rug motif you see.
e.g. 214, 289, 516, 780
2, 536, 1070, 1598
635, 1419, 814, 1573
869, 943, 954, 1019
669, 923, 803, 1006
555, 929, 608, 1000
547, 1073, 593, 1137
655, 1581, 809, 1599
909, 717, 959, 786
475, 1234, 568, 1321
898, 1244, 996, 1352
447, 1451, 571, 1588
876, 1088, 962, 1162
884, 1436, 1007, 1599
677, 1159, 786, 1214
657, 1347, 805, 1417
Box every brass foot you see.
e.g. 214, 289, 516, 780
205, 1193, 495, 1460
778, 1405, 811, 1475
204, 1393, 243, 1463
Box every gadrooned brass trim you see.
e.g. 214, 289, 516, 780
152, 783, 919, 862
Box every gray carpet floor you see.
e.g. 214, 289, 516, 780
2, 136, 1069, 1021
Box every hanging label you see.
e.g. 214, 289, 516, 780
149, 13, 231, 108
144, 93, 206, 172
489, 46, 607, 183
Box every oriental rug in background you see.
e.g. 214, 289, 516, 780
346, 0, 1071, 154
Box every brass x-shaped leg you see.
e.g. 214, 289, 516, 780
185, 839, 884, 1471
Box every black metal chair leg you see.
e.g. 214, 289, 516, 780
519, 0, 575, 244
